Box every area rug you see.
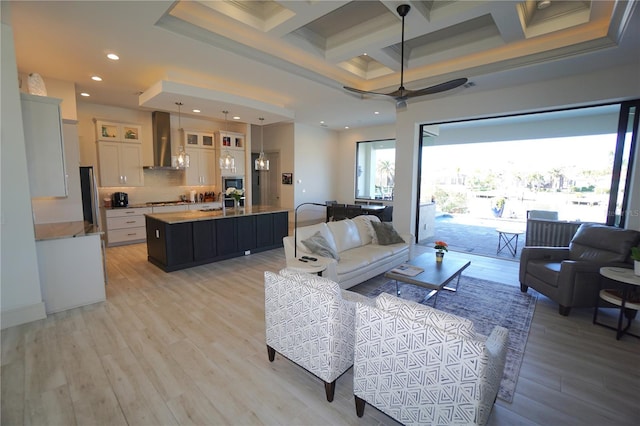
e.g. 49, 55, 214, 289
365, 276, 536, 403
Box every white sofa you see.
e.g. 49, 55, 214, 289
283, 215, 413, 289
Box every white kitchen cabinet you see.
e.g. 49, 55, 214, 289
216, 130, 245, 177
104, 207, 151, 246
186, 147, 217, 186
95, 120, 141, 143
183, 129, 214, 149
36, 234, 105, 314
97, 141, 144, 187
21, 93, 68, 197
217, 131, 244, 150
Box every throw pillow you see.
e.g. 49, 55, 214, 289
301, 231, 340, 260
352, 215, 380, 245
371, 221, 404, 245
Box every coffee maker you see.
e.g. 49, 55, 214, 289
111, 192, 128, 208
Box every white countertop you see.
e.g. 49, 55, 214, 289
145, 206, 288, 224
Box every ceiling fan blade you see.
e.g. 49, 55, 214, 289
343, 4, 469, 108
343, 86, 394, 97
404, 78, 468, 98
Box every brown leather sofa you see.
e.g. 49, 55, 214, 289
519, 223, 640, 316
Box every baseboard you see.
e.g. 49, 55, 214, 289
1, 302, 46, 329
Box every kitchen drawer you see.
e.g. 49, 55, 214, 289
108, 227, 146, 244
107, 215, 146, 230
106, 207, 152, 218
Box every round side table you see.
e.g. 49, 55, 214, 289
285, 256, 332, 276
594, 267, 640, 340
496, 228, 525, 257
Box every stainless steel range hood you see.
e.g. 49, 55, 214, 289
143, 111, 183, 170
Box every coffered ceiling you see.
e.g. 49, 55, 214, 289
8, 1, 639, 129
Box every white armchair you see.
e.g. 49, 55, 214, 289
264, 269, 374, 401
353, 293, 508, 425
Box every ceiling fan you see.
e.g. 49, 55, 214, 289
343, 4, 468, 109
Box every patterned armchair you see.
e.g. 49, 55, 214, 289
353, 293, 509, 425
264, 269, 374, 401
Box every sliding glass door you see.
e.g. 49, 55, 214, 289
416, 101, 638, 252
607, 100, 639, 227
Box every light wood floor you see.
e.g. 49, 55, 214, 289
2, 243, 639, 425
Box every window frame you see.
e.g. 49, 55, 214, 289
355, 139, 396, 202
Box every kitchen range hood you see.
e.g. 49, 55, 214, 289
143, 111, 184, 170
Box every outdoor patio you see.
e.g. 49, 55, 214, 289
419, 214, 528, 261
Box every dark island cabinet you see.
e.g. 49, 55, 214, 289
273, 211, 288, 245
193, 220, 216, 261
215, 217, 237, 257
236, 215, 257, 252
256, 214, 274, 247
146, 211, 288, 272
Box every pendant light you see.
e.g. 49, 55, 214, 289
219, 110, 235, 172
254, 117, 269, 171
175, 102, 189, 168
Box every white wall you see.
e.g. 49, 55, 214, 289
337, 124, 396, 203
266, 122, 295, 216
1, 10, 46, 328
293, 123, 339, 224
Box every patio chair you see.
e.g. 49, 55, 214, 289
527, 210, 559, 220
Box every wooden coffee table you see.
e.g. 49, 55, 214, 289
384, 252, 471, 307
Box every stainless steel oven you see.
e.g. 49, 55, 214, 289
222, 176, 244, 207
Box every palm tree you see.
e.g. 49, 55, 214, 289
377, 160, 395, 187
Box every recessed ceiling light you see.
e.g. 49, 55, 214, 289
91, 75, 102, 81
106, 53, 119, 61
374, 111, 379, 115
320, 121, 325, 124
345, 126, 349, 129
192, 109, 200, 113
233, 116, 240, 120
80, 92, 90, 97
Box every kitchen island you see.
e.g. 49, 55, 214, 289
145, 206, 288, 272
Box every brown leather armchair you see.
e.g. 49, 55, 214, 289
519, 223, 640, 316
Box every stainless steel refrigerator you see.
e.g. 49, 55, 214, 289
80, 166, 108, 283
79, 166, 101, 229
